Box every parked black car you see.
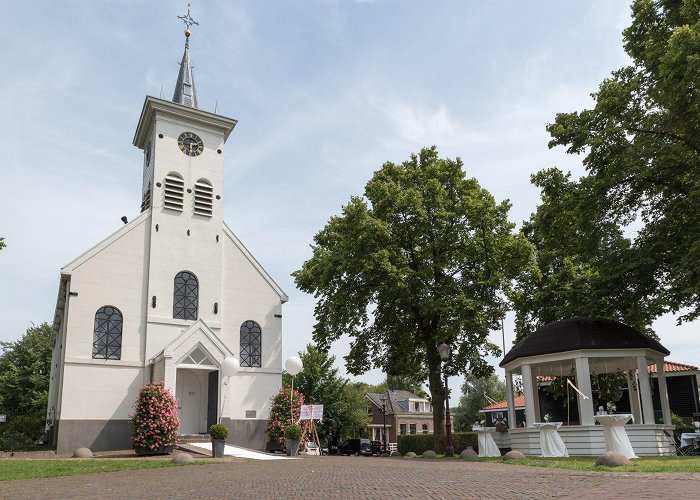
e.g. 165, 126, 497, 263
337, 438, 372, 456
370, 440, 385, 455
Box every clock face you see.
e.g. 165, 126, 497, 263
177, 132, 204, 157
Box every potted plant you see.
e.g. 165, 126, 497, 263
130, 382, 179, 455
209, 423, 229, 458
284, 423, 302, 456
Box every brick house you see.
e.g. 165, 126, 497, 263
366, 390, 434, 445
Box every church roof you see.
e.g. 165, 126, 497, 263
172, 35, 198, 108
172, 4, 199, 108
500, 317, 670, 367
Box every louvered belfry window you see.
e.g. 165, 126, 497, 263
93, 306, 123, 360
240, 320, 262, 367
164, 172, 185, 211
173, 271, 198, 320
193, 178, 213, 217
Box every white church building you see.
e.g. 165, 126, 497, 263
46, 14, 287, 453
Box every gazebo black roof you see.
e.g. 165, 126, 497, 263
500, 317, 670, 367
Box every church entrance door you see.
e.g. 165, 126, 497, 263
176, 369, 202, 435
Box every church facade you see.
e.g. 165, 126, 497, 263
46, 20, 287, 453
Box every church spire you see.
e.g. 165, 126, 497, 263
172, 3, 199, 109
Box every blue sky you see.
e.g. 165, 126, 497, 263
2, 1, 697, 403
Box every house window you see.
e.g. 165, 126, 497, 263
193, 178, 213, 217
173, 271, 198, 320
92, 306, 122, 360
400, 424, 406, 435
414, 401, 419, 411
163, 172, 185, 211
410, 424, 417, 434
240, 320, 262, 367
422, 424, 428, 434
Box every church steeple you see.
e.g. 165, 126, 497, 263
172, 3, 199, 109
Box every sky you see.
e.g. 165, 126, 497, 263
1, 1, 698, 406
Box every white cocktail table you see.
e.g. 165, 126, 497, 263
472, 426, 501, 457
595, 414, 637, 459
680, 432, 700, 448
532, 422, 569, 457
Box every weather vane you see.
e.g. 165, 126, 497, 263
178, 2, 199, 35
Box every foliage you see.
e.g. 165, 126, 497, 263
130, 383, 180, 451
512, 169, 660, 340
544, 0, 700, 324
294, 146, 535, 443
282, 345, 369, 442
543, 369, 627, 410
208, 423, 228, 440
265, 387, 304, 446
453, 373, 506, 431
0, 323, 52, 447
386, 373, 428, 398
397, 432, 478, 455
0, 237, 5, 250
666, 412, 695, 434
284, 423, 302, 441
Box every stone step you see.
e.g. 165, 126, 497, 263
177, 434, 211, 444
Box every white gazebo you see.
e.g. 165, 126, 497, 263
500, 317, 674, 456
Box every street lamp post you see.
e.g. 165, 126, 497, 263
285, 356, 303, 424
437, 343, 454, 457
379, 394, 387, 453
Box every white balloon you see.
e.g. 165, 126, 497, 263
285, 355, 303, 376
221, 356, 240, 377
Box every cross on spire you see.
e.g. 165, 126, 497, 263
177, 2, 199, 33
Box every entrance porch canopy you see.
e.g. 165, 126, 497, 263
500, 317, 672, 429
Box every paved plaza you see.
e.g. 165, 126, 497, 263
1, 455, 699, 499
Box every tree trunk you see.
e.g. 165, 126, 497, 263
427, 351, 445, 452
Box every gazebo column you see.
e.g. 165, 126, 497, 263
521, 364, 537, 427
636, 356, 655, 424
574, 357, 595, 425
505, 370, 516, 430
626, 369, 642, 424
656, 359, 672, 426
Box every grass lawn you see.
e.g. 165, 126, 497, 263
0, 459, 204, 481
504, 455, 700, 473
412, 453, 700, 472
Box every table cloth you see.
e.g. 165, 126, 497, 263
532, 422, 568, 457
594, 414, 637, 459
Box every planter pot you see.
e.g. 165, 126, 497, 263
212, 439, 227, 458
135, 445, 174, 456
285, 439, 300, 456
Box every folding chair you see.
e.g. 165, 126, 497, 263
663, 430, 691, 456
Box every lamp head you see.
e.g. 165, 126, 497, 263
221, 356, 239, 377
437, 343, 450, 362
285, 355, 303, 376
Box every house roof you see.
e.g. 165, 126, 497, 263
500, 317, 670, 367
483, 360, 697, 411
484, 395, 524, 411
366, 390, 429, 415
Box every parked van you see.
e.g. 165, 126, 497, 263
337, 438, 372, 456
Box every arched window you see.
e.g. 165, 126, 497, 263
193, 178, 213, 217
164, 172, 185, 211
240, 320, 262, 367
93, 306, 123, 360
173, 271, 198, 320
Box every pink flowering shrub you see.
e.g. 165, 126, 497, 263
266, 387, 304, 446
130, 383, 180, 451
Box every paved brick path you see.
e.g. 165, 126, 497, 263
1, 456, 699, 499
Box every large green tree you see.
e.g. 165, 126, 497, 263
294, 147, 535, 442
512, 168, 662, 340
453, 373, 506, 432
283, 345, 368, 442
0, 323, 52, 445
546, 0, 700, 324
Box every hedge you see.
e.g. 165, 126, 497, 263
397, 432, 478, 455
